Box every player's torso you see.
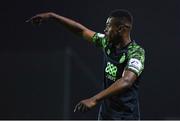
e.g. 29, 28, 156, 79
103, 43, 129, 86
100, 42, 140, 119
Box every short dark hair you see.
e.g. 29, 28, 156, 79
109, 9, 133, 27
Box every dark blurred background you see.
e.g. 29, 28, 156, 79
0, 0, 180, 119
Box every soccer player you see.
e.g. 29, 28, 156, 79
27, 9, 145, 120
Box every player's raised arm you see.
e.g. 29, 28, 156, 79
26, 12, 95, 42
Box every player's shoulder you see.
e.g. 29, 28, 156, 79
128, 41, 145, 54
92, 33, 108, 49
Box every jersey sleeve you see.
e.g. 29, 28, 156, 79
125, 47, 145, 77
92, 33, 108, 49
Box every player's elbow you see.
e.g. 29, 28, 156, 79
82, 29, 95, 41
121, 77, 134, 89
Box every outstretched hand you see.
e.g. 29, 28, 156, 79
74, 97, 98, 112
26, 12, 53, 25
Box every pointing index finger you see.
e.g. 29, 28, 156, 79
74, 102, 81, 112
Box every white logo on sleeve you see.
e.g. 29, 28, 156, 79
128, 58, 142, 71
97, 33, 105, 38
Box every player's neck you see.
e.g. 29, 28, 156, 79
115, 35, 131, 49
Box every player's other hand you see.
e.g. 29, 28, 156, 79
74, 97, 97, 112
26, 12, 53, 25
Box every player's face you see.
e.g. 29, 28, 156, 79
104, 17, 120, 42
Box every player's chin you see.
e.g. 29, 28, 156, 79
105, 36, 110, 41
108, 35, 114, 42
107, 38, 113, 43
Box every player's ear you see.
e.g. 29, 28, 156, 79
118, 25, 129, 33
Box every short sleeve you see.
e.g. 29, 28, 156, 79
92, 33, 108, 49
125, 47, 145, 77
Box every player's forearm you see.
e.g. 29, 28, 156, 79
49, 12, 89, 37
93, 77, 133, 102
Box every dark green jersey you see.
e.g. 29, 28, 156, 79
92, 33, 145, 120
